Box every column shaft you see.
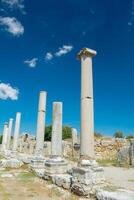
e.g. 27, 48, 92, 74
7, 118, 13, 150
51, 102, 62, 157
1, 123, 8, 151
12, 112, 21, 151
78, 48, 96, 159
35, 91, 47, 155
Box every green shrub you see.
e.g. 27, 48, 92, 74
94, 132, 103, 138
0, 135, 3, 144
126, 135, 134, 139
114, 131, 124, 138
44, 125, 72, 141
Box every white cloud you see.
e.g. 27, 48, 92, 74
0, 83, 19, 100
45, 52, 53, 61
0, 17, 24, 36
1, 0, 25, 14
24, 58, 38, 68
55, 45, 73, 57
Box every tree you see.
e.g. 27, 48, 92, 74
94, 132, 103, 138
126, 135, 134, 140
114, 131, 124, 138
0, 135, 3, 144
44, 125, 72, 141
45, 125, 52, 141
62, 126, 72, 140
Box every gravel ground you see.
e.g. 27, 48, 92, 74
103, 166, 134, 191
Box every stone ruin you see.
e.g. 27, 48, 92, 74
0, 48, 134, 200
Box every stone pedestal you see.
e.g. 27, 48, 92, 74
44, 157, 68, 176
71, 160, 105, 197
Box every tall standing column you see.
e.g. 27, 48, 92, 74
35, 91, 47, 155
7, 118, 13, 150
78, 48, 97, 159
51, 102, 62, 157
1, 122, 8, 151
12, 112, 21, 151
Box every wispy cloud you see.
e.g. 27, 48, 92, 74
24, 58, 38, 68
45, 45, 73, 61
45, 52, 53, 61
1, 0, 25, 14
0, 16, 24, 36
0, 82, 19, 100
55, 45, 73, 57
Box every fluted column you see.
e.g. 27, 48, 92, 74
12, 112, 21, 151
78, 48, 97, 159
35, 91, 47, 155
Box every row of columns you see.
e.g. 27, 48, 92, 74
35, 48, 96, 160
1, 47, 96, 161
1, 112, 21, 152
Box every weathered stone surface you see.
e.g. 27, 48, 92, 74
117, 146, 130, 166
71, 160, 105, 196
96, 189, 134, 200
44, 157, 68, 175
31, 168, 45, 178
30, 156, 45, 169
0, 159, 23, 168
52, 174, 72, 189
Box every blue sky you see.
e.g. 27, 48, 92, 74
0, 0, 134, 136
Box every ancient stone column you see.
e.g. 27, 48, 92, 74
7, 118, 13, 150
72, 128, 78, 146
12, 112, 21, 151
35, 91, 47, 155
72, 128, 78, 157
44, 102, 67, 175
78, 48, 97, 159
1, 122, 8, 151
51, 102, 62, 157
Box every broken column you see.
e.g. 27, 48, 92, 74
72, 128, 79, 157
72, 128, 78, 147
1, 122, 8, 152
12, 112, 21, 152
35, 91, 47, 155
7, 118, 13, 150
44, 102, 67, 176
30, 91, 47, 170
71, 48, 105, 197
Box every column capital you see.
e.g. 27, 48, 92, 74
77, 47, 97, 59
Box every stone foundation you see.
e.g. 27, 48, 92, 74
44, 157, 68, 176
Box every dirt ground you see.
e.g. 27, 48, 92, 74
0, 167, 88, 200
0, 165, 134, 200
103, 166, 134, 191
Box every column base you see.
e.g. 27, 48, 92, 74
71, 159, 105, 197
30, 155, 45, 169
44, 156, 68, 177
